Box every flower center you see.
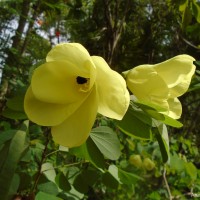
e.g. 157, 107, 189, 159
76, 76, 90, 92
76, 76, 88, 84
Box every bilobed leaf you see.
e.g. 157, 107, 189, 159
73, 173, 89, 194
55, 172, 71, 192
73, 169, 99, 193
117, 108, 152, 140
41, 163, 56, 183
90, 126, 121, 160
102, 172, 119, 189
35, 191, 62, 200
70, 137, 105, 169
102, 165, 121, 189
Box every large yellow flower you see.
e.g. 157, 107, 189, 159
24, 43, 130, 147
124, 55, 196, 119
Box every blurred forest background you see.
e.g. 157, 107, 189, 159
1, 0, 200, 200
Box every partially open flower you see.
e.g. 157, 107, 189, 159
24, 43, 129, 147
124, 55, 196, 119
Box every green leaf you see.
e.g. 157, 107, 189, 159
182, 5, 192, 30
118, 168, 144, 185
160, 115, 183, 128
0, 129, 16, 146
102, 172, 119, 189
55, 172, 71, 192
154, 124, 169, 163
0, 130, 28, 200
179, 0, 188, 12
102, 165, 121, 189
6, 94, 25, 112
170, 153, 185, 172
2, 108, 27, 120
70, 137, 105, 169
130, 102, 153, 125
90, 126, 121, 160
8, 173, 20, 199
192, 1, 200, 23
35, 191, 62, 200
134, 101, 183, 128
117, 108, 152, 140
185, 162, 197, 180
37, 182, 59, 196
73, 169, 99, 193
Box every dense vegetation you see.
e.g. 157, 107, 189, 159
1, 0, 200, 199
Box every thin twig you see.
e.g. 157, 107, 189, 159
163, 167, 172, 200
31, 128, 50, 194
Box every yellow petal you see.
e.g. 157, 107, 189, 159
161, 98, 182, 119
51, 87, 98, 147
91, 56, 130, 120
126, 65, 169, 110
24, 87, 87, 126
31, 61, 89, 104
46, 43, 96, 89
154, 55, 196, 97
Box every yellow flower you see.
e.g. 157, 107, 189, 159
24, 43, 129, 147
124, 55, 196, 119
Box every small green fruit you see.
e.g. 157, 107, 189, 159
129, 154, 142, 168
143, 158, 155, 171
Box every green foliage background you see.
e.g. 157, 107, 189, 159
1, 0, 200, 199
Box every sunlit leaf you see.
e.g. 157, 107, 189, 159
41, 163, 56, 183
160, 115, 183, 128
90, 126, 121, 160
